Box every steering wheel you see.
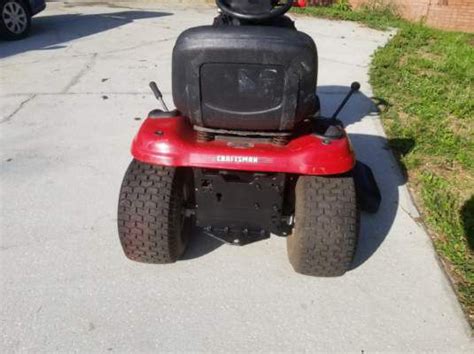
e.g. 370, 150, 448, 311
216, 0, 294, 21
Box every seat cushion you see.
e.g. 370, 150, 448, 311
172, 25, 318, 131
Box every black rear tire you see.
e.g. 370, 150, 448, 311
117, 160, 195, 264
0, 0, 31, 41
287, 175, 359, 277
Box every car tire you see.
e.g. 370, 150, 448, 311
287, 174, 360, 277
0, 0, 31, 40
117, 160, 195, 264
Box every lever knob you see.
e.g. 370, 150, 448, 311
149, 81, 163, 99
351, 81, 361, 92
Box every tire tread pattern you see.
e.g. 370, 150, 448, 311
287, 175, 359, 277
117, 160, 185, 264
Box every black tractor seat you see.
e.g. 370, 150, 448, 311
172, 25, 318, 132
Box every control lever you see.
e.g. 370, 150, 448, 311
149, 81, 170, 112
331, 81, 361, 120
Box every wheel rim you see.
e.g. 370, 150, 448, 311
2, 1, 28, 34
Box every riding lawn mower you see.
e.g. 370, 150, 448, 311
117, 0, 381, 277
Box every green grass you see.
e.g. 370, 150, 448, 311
292, 2, 402, 30
295, 3, 474, 325
372, 24, 474, 324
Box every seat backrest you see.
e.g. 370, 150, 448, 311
172, 25, 318, 131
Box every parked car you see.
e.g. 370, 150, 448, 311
0, 0, 45, 40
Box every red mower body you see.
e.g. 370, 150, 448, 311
131, 115, 356, 176
293, 0, 308, 7
117, 0, 382, 276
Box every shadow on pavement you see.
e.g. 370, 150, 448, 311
0, 11, 172, 59
461, 196, 474, 251
181, 230, 223, 261
319, 85, 412, 269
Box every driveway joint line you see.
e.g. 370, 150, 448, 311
62, 52, 98, 93
0, 95, 37, 124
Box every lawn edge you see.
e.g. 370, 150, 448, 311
292, 8, 473, 329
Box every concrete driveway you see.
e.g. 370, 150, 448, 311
1, 2, 472, 352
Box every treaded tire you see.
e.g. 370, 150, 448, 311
287, 175, 359, 277
0, 0, 31, 41
117, 160, 195, 264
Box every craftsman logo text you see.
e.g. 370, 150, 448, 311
217, 155, 259, 164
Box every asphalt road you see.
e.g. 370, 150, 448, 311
1, 2, 472, 352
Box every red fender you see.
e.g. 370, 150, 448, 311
131, 116, 355, 176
